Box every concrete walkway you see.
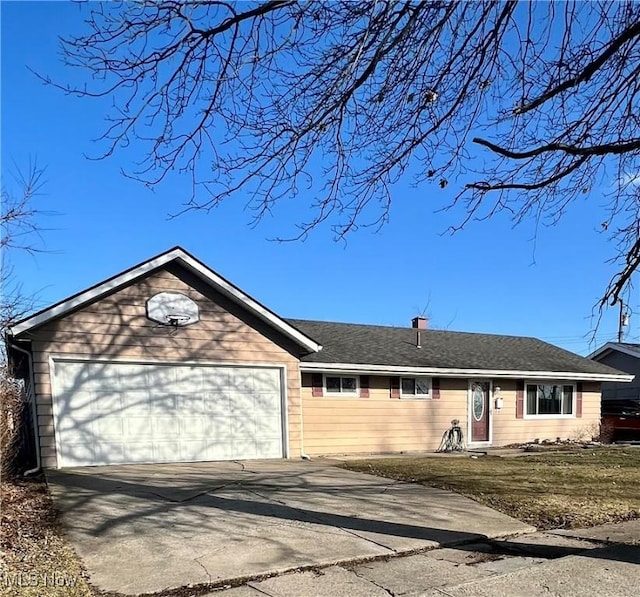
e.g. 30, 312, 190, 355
212, 520, 640, 597
46, 459, 533, 595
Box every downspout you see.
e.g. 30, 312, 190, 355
9, 340, 41, 476
299, 368, 310, 460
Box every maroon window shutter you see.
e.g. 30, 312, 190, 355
576, 382, 583, 418
360, 375, 370, 398
432, 377, 441, 399
312, 373, 323, 397
390, 376, 400, 399
516, 380, 524, 419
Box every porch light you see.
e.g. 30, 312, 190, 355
493, 385, 504, 409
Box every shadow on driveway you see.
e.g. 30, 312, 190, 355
44, 461, 638, 595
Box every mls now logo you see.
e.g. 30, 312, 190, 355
1, 571, 78, 588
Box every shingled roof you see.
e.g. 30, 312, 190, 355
286, 319, 626, 379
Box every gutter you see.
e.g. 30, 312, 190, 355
8, 340, 41, 476
298, 362, 634, 383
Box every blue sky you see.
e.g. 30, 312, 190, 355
1, 1, 634, 355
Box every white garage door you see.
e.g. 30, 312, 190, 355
51, 360, 285, 467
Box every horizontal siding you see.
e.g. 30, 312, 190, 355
30, 317, 288, 337
28, 268, 303, 466
492, 382, 602, 445
301, 377, 468, 455
302, 377, 604, 455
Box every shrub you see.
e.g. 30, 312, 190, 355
0, 365, 26, 480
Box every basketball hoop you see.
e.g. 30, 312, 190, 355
146, 292, 199, 326
165, 314, 192, 326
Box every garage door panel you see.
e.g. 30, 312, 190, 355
121, 390, 152, 413
180, 416, 207, 438
56, 421, 94, 443
94, 416, 125, 439
230, 416, 256, 437
126, 417, 153, 438
124, 442, 156, 463
61, 443, 96, 467
149, 394, 178, 413
144, 366, 176, 390
229, 370, 255, 392
95, 443, 127, 465
254, 391, 281, 410
180, 440, 206, 461
52, 361, 284, 467
204, 441, 233, 460
154, 441, 185, 463
257, 415, 284, 437
154, 416, 180, 437
91, 391, 124, 413
203, 391, 232, 415
229, 390, 256, 414
253, 370, 280, 392
202, 417, 232, 440
177, 394, 205, 413
256, 439, 283, 459
201, 368, 230, 389
231, 439, 257, 460
174, 368, 204, 393
55, 395, 94, 426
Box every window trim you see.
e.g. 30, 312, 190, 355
400, 376, 432, 400
323, 374, 360, 397
523, 381, 576, 419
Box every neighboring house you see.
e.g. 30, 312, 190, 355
6, 247, 631, 469
589, 342, 640, 401
589, 342, 640, 441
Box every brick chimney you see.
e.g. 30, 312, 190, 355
412, 316, 428, 329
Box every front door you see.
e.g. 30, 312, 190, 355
470, 381, 490, 443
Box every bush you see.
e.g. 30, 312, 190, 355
0, 365, 26, 480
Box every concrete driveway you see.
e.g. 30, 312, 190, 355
46, 459, 534, 595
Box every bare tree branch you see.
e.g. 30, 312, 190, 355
46, 0, 640, 317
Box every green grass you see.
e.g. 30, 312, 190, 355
342, 447, 640, 530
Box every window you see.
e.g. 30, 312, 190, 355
325, 375, 359, 396
526, 383, 574, 416
400, 377, 431, 399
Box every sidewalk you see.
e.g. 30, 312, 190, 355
208, 520, 640, 597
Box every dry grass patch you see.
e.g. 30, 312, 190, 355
0, 478, 93, 597
342, 447, 640, 530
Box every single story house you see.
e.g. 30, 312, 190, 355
7, 247, 631, 469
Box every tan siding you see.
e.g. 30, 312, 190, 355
301, 376, 604, 455
491, 380, 602, 445
301, 376, 468, 454
28, 268, 303, 467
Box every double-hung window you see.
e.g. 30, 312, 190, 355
525, 383, 574, 416
325, 375, 359, 396
400, 377, 431, 399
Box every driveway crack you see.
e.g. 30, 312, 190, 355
335, 524, 396, 553
194, 556, 212, 583
242, 487, 397, 552
242, 487, 289, 506
348, 567, 397, 597
143, 480, 240, 503
379, 479, 401, 494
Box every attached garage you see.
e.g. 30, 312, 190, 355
51, 360, 286, 467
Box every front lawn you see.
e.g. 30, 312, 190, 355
342, 447, 640, 530
0, 479, 93, 597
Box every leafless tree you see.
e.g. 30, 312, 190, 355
49, 1, 640, 310
1, 161, 45, 334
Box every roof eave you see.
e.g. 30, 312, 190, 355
588, 342, 640, 361
299, 362, 633, 382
